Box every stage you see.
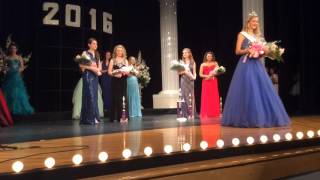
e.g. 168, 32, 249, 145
1, 114, 320, 179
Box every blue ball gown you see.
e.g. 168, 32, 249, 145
2, 58, 34, 115
221, 37, 290, 128
80, 51, 100, 125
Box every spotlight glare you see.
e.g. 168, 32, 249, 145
246, 136, 255, 145
260, 135, 268, 144
307, 130, 315, 138
72, 154, 83, 165
296, 132, 304, 139
200, 141, 208, 150
44, 157, 55, 169
317, 130, 320, 137
12, 161, 24, 173
231, 138, 240, 147
183, 143, 191, 152
273, 134, 281, 142
98, 152, 108, 162
164, 145, 173, 154
285, 133, 293, 141
144, 147, 153, 157
216, 139, 225, 148
122, 149, 132, 159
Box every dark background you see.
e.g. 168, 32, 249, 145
0, 0, 319, 115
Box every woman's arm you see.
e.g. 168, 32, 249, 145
18, 56, 25, 72
235, 33, 250, 55
199, 63, 210, 79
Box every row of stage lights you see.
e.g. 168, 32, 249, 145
11, 130, 320, 173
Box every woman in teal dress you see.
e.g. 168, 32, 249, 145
2, 43, 34, 115
127, 56, 142, 118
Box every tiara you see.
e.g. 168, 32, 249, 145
248, 11, 258, 17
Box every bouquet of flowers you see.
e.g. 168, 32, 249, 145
265, 41, 285, 62
74, 53, 92, 65
136, 51, 151, 88
210, 66, 226, 76
170, 60, 188, 72
248, 42, 265, 58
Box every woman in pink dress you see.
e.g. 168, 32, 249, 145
199, 51, 220, 119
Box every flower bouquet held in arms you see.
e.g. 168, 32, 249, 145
243, 41, 265, 63
170, 59, 187, 72
136, 51, 151, 88
265, 41, 285, 62
209, 66, 226, 78
74, 53, 92, 66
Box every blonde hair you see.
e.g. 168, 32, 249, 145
182, 48, 195, 64
112, 44, 127, 59
242, 14, 262, 37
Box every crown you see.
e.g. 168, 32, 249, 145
248, 11, 258, 17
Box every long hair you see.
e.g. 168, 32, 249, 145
112, 44, 127, 60
203, 51, 216, 62
7, 42, 18, 56
181, 48, 195, 64
242, 14, 262, 37
87, 38, 100, 61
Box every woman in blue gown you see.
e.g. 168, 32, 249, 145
2, 43, 34, 115
127, 56, 142, 118
221, 12, 290, 128
79, 38, 102, 125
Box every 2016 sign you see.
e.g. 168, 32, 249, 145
42, 2, 112, 34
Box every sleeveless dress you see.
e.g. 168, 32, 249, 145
200, 64, 220, 118
221, 35, 290, 128
2, 58, 34, 115
100, 61, 111, 110
127, 66, 142, 117
79, 51, 100, 124
0, 89, 13, 126
180, 61, 196, 118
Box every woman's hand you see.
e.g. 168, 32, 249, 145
114, 73, 122, 78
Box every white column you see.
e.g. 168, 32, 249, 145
243, 0, 264, 34
153, 0, 179, 109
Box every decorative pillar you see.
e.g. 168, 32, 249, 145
153, 0, 179, 109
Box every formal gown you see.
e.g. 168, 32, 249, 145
222, 37, 290, 128
180, 61, 196, 118
110, 62, 128, 122
72, 78, 104, 120
100, 62, 111, 110
0, 89, 13, 127
2, 58, 34, 115
200, 64, 220, 118
127, 67, 142, 117
80, 51, 100, 125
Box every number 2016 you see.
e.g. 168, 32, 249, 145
42, 2, 112, 34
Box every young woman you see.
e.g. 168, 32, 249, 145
0, 88, 13, 127
108, 45, 128, 122
179, 48, 196, 119
127, 56, 142, 118
78, 38, 102, 125
2, 43, 34, 115
221, 12, 290, 128
100, 51, 112, 110
199, 51, 220, 118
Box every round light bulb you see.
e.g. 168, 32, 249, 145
216, 139, 225, 148
296, 132, 304, 139
307, 130, 315, 138
164, 145, 173, 154
232, 138, 240, 147
273, 134, 281, 142
122, 149, 132, 159
260, 135, 268, 144
72, 154, 83, 165
317, 130, 320, 137
12, 161, 24, 173
285, 133, 293, 141
44, 157, 55, 169
144, 147, 153, 157
183, 143, 191, 152
200, 141, 208, 150
98, 152, 108, 162
246, 136, 255, 145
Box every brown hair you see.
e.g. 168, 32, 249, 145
203, 51, 216, 62
87, 38, 100, 61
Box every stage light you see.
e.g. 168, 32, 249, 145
164, 145, 173, 154
122, 149, 132, 159
216, 139, 225, 148
317, 130, 320, 137
306, 130, 315, 138
72, 154, 83, 165
183, 143, 191, 152
200, 141, 208, 150
260, 135, 268, 144
285, 133, 293, 141
144, 147, 153, 157
246, 136, 255, 145
231, 138, 240, 147
273, 134, 281, 142
296, 132, 304, 139
44, 157, 55, 169
12, 161, 24, 173
98, 152, 108, 162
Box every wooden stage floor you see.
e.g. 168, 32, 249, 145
0, 115, 320, 176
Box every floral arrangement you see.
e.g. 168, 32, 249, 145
170, 59, 188, 72
265, 41, 285, 62
136, 51, 151, 88
74, 53, 92, 65
210, 66, 226, 76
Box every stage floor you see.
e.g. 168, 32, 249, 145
0, 115, 320, 175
